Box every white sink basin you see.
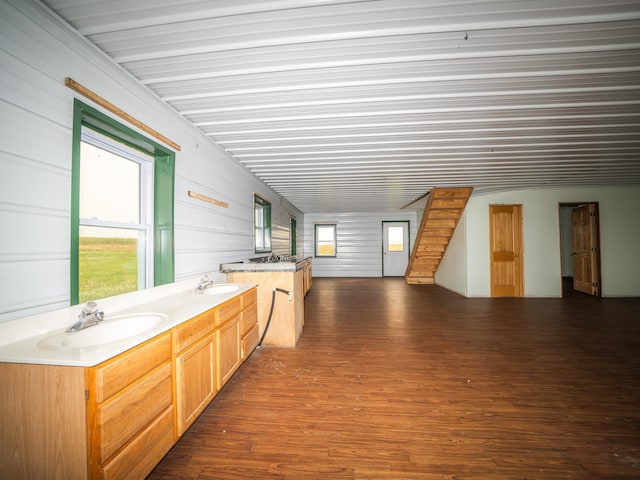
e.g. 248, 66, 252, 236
38, 313, 167, 350
198, 284, 240, 295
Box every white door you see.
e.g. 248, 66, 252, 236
383, 221, 409, 276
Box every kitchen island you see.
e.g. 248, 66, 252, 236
221, 256, 311, 348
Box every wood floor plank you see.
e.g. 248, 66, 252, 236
149, 278, 640, 479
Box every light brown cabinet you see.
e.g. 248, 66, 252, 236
87, 331, 174, 480
175, 335, 216, 436
303, 258, 312, 296
240, 289, 259, 358
0, 286, 259, 480
216, 315, 241, 388
214, 295, 242, 389
174, 309, 217, 436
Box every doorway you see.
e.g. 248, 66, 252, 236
559, 203, 601, 297
382, 221, 409, 276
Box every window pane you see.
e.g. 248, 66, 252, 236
79, 226, 142, 302
317, 226, 334, 241
80, 142, 141, 223
388, 226, 404, 252
315, 224, 336, 256
255, 204, 264, 228
254, 196, 271, 253
255, 227, 264, 249
317, 242, 335, 256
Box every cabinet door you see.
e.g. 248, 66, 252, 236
217, 319, 241, 389
175, 334, 217, 436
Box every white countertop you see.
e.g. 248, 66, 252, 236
0, 278, 255, 367
220, 256, 311, 273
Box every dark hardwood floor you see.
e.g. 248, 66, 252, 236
149, 278, 640, 479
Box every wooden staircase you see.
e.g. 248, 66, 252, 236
405, 187, 473, 284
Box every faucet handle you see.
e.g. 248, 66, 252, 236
81, 301, 99, 316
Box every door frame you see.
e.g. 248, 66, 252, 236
382, 220, 410, 277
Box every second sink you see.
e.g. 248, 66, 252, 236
198, 284, 240, 295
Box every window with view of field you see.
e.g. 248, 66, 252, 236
71, 99, 175, 305
78, 131, 153, 303
315, 224, 337, 257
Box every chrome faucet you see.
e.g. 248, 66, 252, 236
66, 301, 104, 332
196, 274, 214, 291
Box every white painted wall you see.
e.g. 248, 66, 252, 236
303, 212, 418, 277
0, 0, 303, 322
434, 210, 468, 296
437, 186, 640, 297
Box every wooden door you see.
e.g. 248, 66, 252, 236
490, 205, 523, 297
572, 203, 601, 296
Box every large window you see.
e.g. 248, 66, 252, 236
315, 224, 337, 257
254, 195, 271, 253
71, 100, 175, 305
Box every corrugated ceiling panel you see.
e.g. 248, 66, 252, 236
42, 0, 640, 212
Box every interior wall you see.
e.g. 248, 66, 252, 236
434, 211, 468, 296
304, 212, 418, 277
440, 186, 640, 297
0, 0, 302, 322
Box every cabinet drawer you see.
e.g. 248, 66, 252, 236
95, 332, 171, 403
101, 406, 174, 480
174, 309, 215, 353
240, 288, 257, 309
96, 362, 173, 463
241, 322, 260, 360
214, 297, 241, 327
240, 301, 258, 336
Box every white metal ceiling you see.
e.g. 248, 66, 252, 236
42, 0, 640, 212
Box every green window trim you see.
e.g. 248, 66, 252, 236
70, 99, 175, 305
